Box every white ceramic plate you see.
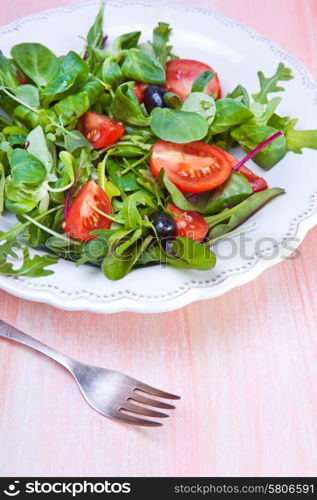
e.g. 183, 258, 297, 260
0, 0, 316, 313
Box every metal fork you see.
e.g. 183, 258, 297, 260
0, 320, 180, 427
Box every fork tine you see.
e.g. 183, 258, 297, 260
122, 402, 169, 419
134, 382, 181, 400
115, 412, 162, 427
130, 394, 176, 410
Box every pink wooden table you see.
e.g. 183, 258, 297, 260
0, 0, 317, 478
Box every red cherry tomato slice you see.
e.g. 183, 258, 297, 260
80, 111, 125, 150
150, 140, 232, 193
133, 82, 147, 103
63, 180, 112, 242
165, 59, 221, 102
221, 150, 268, 193
167, 203, 208, 242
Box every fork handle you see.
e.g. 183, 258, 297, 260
0, 319, 74, 370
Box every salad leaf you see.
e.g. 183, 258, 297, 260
121, 49, 165, 84
63, 130, 92, 153
231, 124, 287, 169
113, 32, 141, 52
252, 63, 293, 104
152, 22, 173, 66
106, 159, 140, 192
161, 171, 198, 212
100, 58, 123, 87
182, 92, 216, 123
11, 43, 60, 87
27, 126, 54, 172
159, 237, 216, 270
10, 149, 47, 184
283, 118, 317, 154
0, 163, 5, 214
42, 51, 89, 102
249, 97, 281, 127
163, 92, 182, 109
227, 84, 250, 107
206, 187, 285, 239
186, 172, 253, 215
102, 233, 152, 280
0, 50, 19, 87
12, 85, 40, 107
191, 70, 216, 93
111, 82, 150, 126
208, 98, 254, 135
0, 244, 57, 277
87, 1, 105, 48
151, 108, 208, 143
120, 192, 155, 229
53, 79, 103, 126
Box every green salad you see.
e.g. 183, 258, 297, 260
0, 1, 316, 280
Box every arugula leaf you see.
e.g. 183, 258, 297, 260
11, 43, 60, 87
42, 51, 89, 103
152, 22, 173, 66
206, 187, 285, 239
121, 49, 165, 84
10, 149, 47, 184
182, 92, 216, 123
113, 32, 141, 52
106, 159, 140, 192
120, 192, 156, 229
0, 244, 57, 277
252, 63, 293, 104
208, 98, 254, 135
151, 108, 208, 143
283, 118, 317, 154
111, 82, 150, 126
191, 70, 216, 93
231, 124, 287, 170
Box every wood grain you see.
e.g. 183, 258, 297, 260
0, 0, 317, 477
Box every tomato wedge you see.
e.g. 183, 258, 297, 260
165, 59, 221, 102
221, 150, 268, 193
150, 140, 232, 193
167, 203, 208, 242
133, 82, 147, 103
80, 111, 125, 150
63, 180, 112, 242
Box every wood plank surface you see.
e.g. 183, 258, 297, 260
0, 0, 316, 477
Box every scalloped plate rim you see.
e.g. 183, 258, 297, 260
0, 0, 316, 314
